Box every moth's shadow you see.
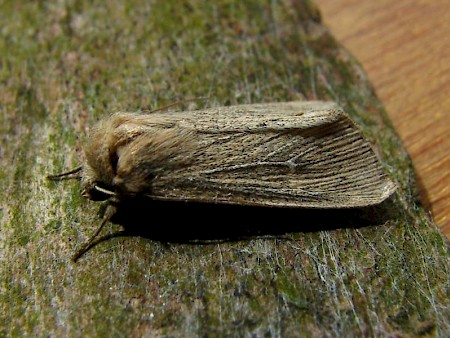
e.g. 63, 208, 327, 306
109, 196, 396, 243
72, 196, 397, 261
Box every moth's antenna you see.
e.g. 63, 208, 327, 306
47, 166, 83, 180
143, 97, 209, 114
72, 204, 116, 262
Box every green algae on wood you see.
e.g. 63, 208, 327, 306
0, 0, 449, 337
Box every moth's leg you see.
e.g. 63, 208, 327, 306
72, 203, 117, 262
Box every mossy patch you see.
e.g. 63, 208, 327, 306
1, 0, 449, 336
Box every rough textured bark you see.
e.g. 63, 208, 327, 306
1, 0, 448, 336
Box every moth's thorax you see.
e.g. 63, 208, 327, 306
82, 112, 197, 199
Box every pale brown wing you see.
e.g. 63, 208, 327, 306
145, 101, 396, 208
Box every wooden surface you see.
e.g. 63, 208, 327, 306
1, 1, 449, 336
315, 0, 450, 238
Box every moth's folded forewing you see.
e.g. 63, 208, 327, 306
135, 102, 397, 208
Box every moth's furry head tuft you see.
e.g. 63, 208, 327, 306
82, 112, 196, 199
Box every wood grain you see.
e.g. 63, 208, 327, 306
2, 1, 449, 336
315, 0, 450, 238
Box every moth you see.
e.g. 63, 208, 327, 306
49, 101, 397, 260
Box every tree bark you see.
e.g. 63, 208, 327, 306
1, 0, 448, 336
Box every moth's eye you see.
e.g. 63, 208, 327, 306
109, 151, 119, 174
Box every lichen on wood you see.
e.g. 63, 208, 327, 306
1, 0, 449, 337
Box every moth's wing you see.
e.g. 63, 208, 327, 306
149, 101, 396, 208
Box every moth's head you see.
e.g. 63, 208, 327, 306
81, 117, 119, 201
81, 164, 117, 201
